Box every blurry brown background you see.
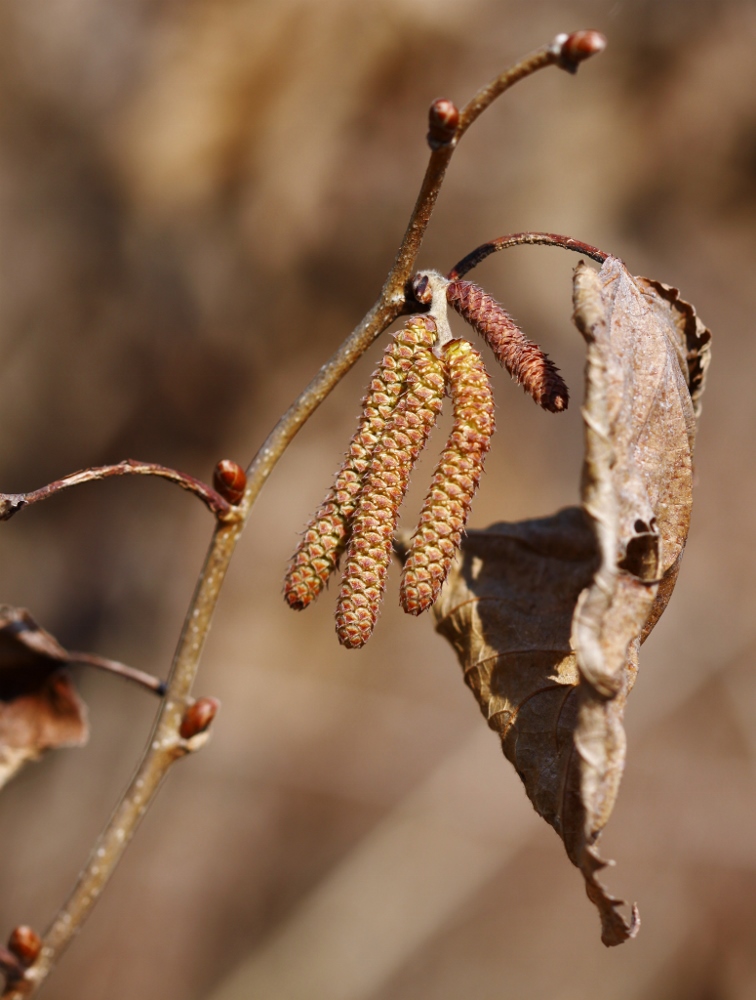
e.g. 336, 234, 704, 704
1, 0, 755, 997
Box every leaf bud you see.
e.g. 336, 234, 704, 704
411, 272, 433, 306
427, 98, 459, 150
8, 926, 41, 967
554, 30, 606, 73
179, 697, 220, 739
213, 460, 246, 505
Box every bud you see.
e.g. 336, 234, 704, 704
213, 460, 247, 505
283, 316, 437, 611
401, 340, 495, 615
336, 344, 446, 647
8, 926, 41, 967
179, 697, 219, 739
427, 98, 459, 150
411, 272, 433, 306
446, 279, 569, 412
554, 30, 606, 74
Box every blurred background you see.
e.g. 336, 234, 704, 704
1, 0, 755, 996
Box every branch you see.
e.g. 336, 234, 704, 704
69, 653, 167, 696
447, 232, 609, 280
1, 31, 605, 998
0, 460, 239, 523
237, 34, 604, 499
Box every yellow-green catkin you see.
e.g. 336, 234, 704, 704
283, 316, 436, 610
335, 344, 446, 647
400, 339, 495, 615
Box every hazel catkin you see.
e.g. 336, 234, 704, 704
335, 345, 446, 647
283, 316, 437, 610
400, 339, 495, 615
446, 279, 568, 412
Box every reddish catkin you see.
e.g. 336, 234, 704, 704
401, 339, 495, 615
446, 279, 569, 412
335, 347, 446, 648
283, 316, 437, 610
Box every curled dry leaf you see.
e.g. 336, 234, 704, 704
430, 256, 711, 945
0, 605, 88, 791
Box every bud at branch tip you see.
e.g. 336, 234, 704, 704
427, 98, 459, 150
552, 30, 606, 74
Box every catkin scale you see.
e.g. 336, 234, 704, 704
400, 339, 495, 615
446, 279, 568, 412
335, 348, 446, 648
283, 317, 437, 610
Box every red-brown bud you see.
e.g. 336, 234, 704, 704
213, 460, 246, 505
179, 697, 219, 739
427, 98, 459, 150
8, 926, 41, 967
411, 272, 433, 306
555, 30, 606, 73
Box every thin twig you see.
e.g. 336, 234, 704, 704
0, 460, 237, 523
1, 33, 604, 999
0, 952, 22, 987
447, 232, 609, 280
69, 653, 167, 696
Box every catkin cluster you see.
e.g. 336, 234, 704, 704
283, 316, 437, 612
284, 275, 568, 647
283, 315, 496, 647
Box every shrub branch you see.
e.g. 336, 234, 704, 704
0, 31, 604, 998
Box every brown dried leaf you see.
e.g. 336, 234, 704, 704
0, 605, 88, 790
431, 257, 710, 945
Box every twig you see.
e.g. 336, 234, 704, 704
68, 653, 167, 696
1, 32, 605, 998
0, 460, 237, 523
447, 232, 609, 280
0, 951, 22, 988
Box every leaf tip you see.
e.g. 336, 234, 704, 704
601, 902, 641, 947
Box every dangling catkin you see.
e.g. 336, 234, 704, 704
335, 346, 446, 648
446, 279, 568, 412
400, 339, 495, 615
283, 316, 437, 610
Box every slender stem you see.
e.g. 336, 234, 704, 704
2, 33, 603, 999
0, 953, 22, 986
456, 47, 558, 138
69, 653, 166, 696
0, 460, 236, 523
447, 232, 609, 280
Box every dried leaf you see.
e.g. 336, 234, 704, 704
431, 257, 710, 945
0, 605, 88, 790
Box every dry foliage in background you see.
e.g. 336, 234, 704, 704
0, 1, 754, 998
